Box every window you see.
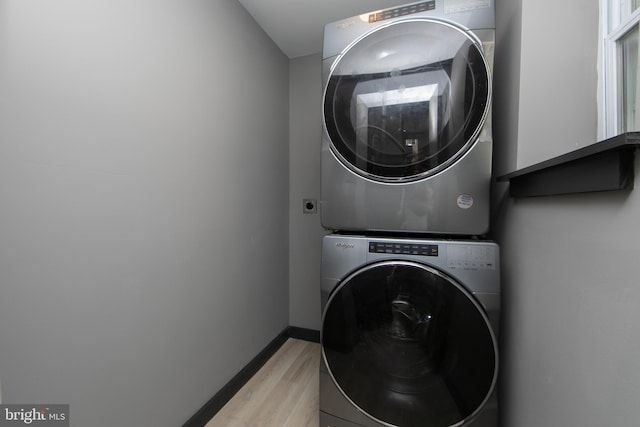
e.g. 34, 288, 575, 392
601, 0, 640, 138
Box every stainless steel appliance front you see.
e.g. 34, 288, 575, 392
320, 234, 500, 427
321, 0, 495, 235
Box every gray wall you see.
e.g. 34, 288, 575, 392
494, 0, 640, 426
0, 1, 289, 426
514, 0, 598, 167
288, 53, 326, 331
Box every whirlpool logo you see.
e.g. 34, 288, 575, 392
1, 405, 68, 426
335, 242, 355, 249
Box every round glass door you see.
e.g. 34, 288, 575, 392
321, 260, 497, 427
323, 19, 490, 182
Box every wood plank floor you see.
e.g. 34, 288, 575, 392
205, 338, 321, 427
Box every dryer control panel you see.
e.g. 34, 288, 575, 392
368, 1, 435, 23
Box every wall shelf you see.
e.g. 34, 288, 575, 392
497, 132, 640, 198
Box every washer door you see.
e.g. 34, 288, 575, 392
321, 260, 497, 427
323, 19, 490, 182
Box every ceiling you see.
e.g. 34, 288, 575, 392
237, 0, 411, 58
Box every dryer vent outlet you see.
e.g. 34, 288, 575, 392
303, 199, 317, 214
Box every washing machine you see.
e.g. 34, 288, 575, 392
320, 234, 499, 427
321, 0, 495, 236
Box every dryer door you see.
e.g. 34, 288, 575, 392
323, 18, 490, 183
321, 260, 497, 427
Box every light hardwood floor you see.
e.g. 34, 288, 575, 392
205, 338, 321, 427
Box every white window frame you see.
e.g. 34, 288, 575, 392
600, 0, 640, 139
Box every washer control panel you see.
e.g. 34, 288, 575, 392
369, 241, 439, 256
447, 244, 496, 270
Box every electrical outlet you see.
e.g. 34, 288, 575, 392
303, 199, 317, 214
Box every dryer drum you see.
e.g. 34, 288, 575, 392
323, 19, 490, 182
321, 260, 498, 427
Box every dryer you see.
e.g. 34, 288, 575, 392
320, 234, 500, 427
321, 1, 495, 235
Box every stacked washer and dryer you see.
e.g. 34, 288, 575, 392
319, 1, 500, 427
